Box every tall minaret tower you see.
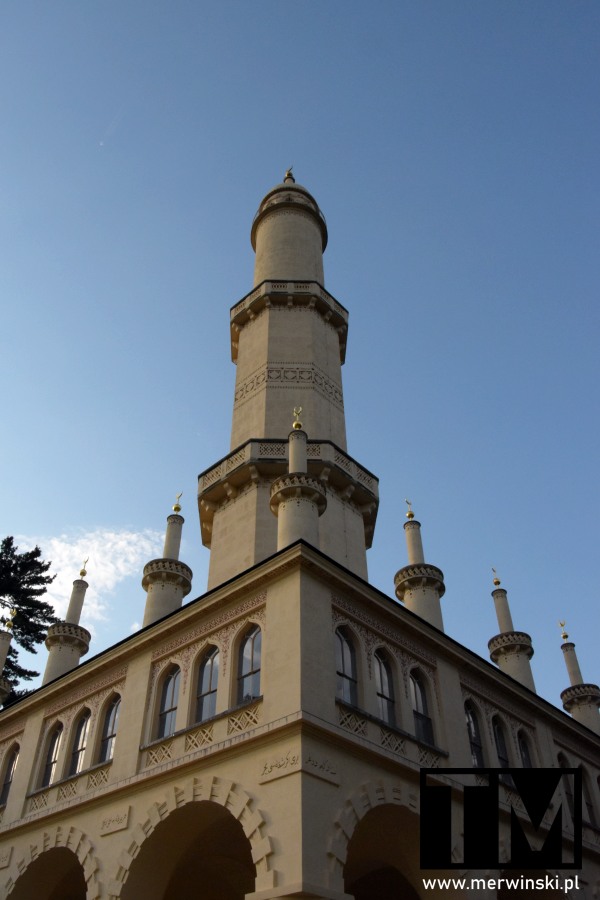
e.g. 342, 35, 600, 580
487, 571, 535, 692
43, 563, 91, 685
559, 622, 600, 735
198, 171, 379, 588
394, 502, 446, 631
142, 496, 193, 627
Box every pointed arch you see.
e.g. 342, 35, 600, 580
464, 699, 485, 767
408, 668, 434, 744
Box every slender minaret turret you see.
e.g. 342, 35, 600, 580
142, 495, 193, 627
394, 502, 446, 631
270, 408, 327, 549
43, 563, 91, 685
559, 622, 600, 735
487, 571, 535, 692
198, 172, 379, 588
0, 609, 15, 704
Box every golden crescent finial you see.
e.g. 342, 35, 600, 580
80, 557, 89, 578
284, 166, 295, 183
492, 567, 501, 586
559, 620, 569, 641
173, 492, 183, 513
405, 499, 414, 520
292, 406, 303, 430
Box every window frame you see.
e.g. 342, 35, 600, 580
41, 723, 63, 788
335, 626, 358, 707
373, 648, 395, 726
237, 625, 262, 704
98, 694, 121, 763
68, 709, 91, 777
0, 744, 19, 806
409, 670, 434, 745
195, 645, 220, 723
157, 666, 181, 739
465, 700, 485, 768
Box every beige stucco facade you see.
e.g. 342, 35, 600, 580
0, 174, 598, 899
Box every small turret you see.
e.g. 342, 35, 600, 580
394, 502, 446, 631
43, 562, 91, 685
142, 495, 193, 627
559, 622, 600, 735
487, 571, 535, 692
270, 408, 327, 550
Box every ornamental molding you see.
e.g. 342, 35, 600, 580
45, 667, 128, 717
234, 361, 344, 410
459, 678, 533, 726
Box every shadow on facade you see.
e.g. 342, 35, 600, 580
344, 803, 421, 899
121, 800, 256, 900
9, 846, 86, 900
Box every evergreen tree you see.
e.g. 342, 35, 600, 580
0, 537, 58, 702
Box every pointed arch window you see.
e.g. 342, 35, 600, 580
99, 695, 120, 762
0, 745, 19, 806
238, 626, 261, 703
335, 627, 358, 707
492, 717, 510, 769
374, 649, 395, 725
581, 767, 597, 827
196, 646, 219, 722
157, 667, 181, 739
41, 723, 63, 788
410, 671, 434, 745
517, 730, 533, 768
465, 701, 485, 767
68, 710, 90, 776
558, 753, 575, 820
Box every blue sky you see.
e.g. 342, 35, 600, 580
1, 1, 598, 712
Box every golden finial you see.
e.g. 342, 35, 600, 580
292, 407, 303, 430
559, 620, 569, 641
173, 492, 183, 513
284, 167, 295, 183
80, 557, 89, 578
405, 499, 414, 520
492, 567, 501, 587
1, 609, 16, 632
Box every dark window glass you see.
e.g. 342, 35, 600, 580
558, 754, 575, 819
157, 668, 180, 738
68, 711, 90, 776
493, 717, 510, 769
465, 702, 485, 767
335, 628, 358, 706
196, 647, 219, 722
42, 724, 63, 788
99, 696, 120, 762
374, 650, 395, 726
410, 672, 434, 745
581, 768, 597, 827
0, 746, 19, 806
238, 626, 261, 702
518, 731, 533, 768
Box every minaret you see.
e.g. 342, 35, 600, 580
270, 408, 327, 549
43, 563, 91, 685
559, 622, 600, 735
142, 496, 193, 627
487, 571, 535, 692
394, 502, 446, 631
198, 171, 379, 588
0, 610, 15, 704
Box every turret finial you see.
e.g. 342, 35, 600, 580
173, 492, 183, 513
559, 620, 569, 641
492, 567, 501, 586
0, 607, 16, 632
292, 406, 303, 430
284, 167, 295, 183
80, 557, 89, 578
405, 499, 414, 520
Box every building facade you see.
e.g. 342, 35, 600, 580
0, 174, 598, 900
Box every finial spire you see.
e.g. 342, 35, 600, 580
284, 167, 295, 183
80, 557, 89, 578
492, 567, 501, 586
292, 406, 303, 430
559, 620, 569, 641
173, 492, 183, 513
404, 499, 414, 520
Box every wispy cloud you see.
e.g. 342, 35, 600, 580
15, 528, 163, 625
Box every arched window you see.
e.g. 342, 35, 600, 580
374, 649, 395, 725
68, 710, 90, 777
465, 701, 485, 767
237, 626, 261, 703
41, 723, 63, 788
410, 671, 433, 744
492, 716, 510, 768
335, 627, 358, 706
98, 695, 120, 762
558, 753, 575, 820
196, 646, 219, 722
517, 730, 533, 768
157, 667, 181, 739
0, 745, 19, 806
